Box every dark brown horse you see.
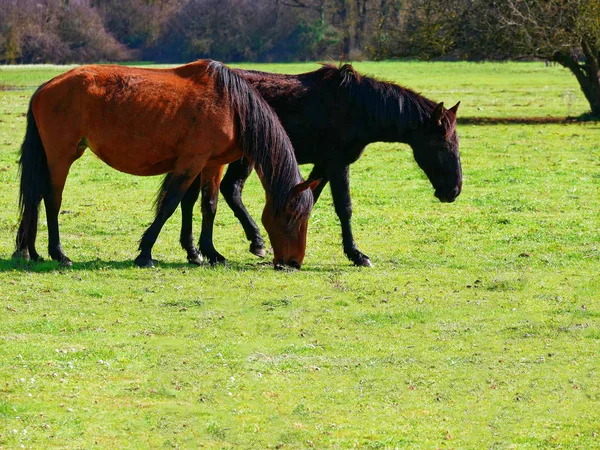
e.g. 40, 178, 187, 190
159, 63, 462, 266
14, 60, 318, 269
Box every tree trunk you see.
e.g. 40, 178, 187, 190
335, 0, 351, 59
585, 83, 600, 117
553, 45, 600, 117
581, 40, 600, 117
353, 0, 368, 50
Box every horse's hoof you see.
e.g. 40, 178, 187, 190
249, 243, 266, 258
188, 254, 204, 266
12, 250, 29, 260
351, 254, 373, 267
201, 249, 226, 266
135, 256, 157, 268
60, 257, 73, 267
209, 257, 227, 267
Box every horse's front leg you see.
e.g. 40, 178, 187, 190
199, 165, 227, 265
220, 158, 266, 257
328, 164, 373, 267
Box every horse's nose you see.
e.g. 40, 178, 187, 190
435, 184, 461, 203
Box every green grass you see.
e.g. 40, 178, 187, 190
1, 61, 599, 449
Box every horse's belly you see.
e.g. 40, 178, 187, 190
87, 141, 178, 176
205, 145, 243, 167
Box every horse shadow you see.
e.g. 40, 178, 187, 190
0, 257, 339, 273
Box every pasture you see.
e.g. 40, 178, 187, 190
0, 61, 599, 448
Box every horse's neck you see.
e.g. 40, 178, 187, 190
362, 87, 433, 145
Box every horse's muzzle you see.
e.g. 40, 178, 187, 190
435, 186, 461, 203
274, 260, 301, 271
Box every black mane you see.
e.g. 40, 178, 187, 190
207, 60, 313, 219
318, 63, 442, 132
236, 63, 454, 140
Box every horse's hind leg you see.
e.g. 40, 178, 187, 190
220, 158, 265, 257
14, 223, 29, 260
44, 180, 70, 266
44, 149, 83, 266
179, 175, 203, 265
199, 165, 226, 265
14, 209, 40, 261
136, 169, 199, 268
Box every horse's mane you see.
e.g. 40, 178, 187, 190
318, 63, 457, 134
239, 63, 455, 137
207, 60, 313, 220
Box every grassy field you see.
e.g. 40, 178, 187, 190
0, 61, 599, 449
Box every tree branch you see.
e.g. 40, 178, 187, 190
280, 0, 319, 10
581, 38, 599, 79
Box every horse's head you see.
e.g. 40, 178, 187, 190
409, 102, 462, 203
261, 179, 320, 270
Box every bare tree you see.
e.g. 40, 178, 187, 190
367, 0, 402, 59
281, 0, 326, 19
391, 0, 600, 116
488, 0, 600, 116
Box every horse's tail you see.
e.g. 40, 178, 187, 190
154, 172, 174, 214
16, 83, 50, 253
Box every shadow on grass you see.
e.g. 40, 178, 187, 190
458, 114, 599, 125
0, 257, 342, 273
0, 84, 34, 91
0, 257, 187, 273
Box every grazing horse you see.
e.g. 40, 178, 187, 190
14, 60, 318, 269
159, 63, 462, 266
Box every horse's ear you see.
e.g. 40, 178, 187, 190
339, 63, 358, 85
449, 101, 460, 115
291, 178, 322, 198
432, 102, 445, 126
308, 178, 322, 192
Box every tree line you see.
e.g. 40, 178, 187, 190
0, 0, 403, 63
1, 0, 598, 115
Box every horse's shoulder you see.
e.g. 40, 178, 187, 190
174, 59, 215, 75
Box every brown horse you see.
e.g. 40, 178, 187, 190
14, 60, 318, 269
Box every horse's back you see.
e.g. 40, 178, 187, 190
31, 61, 240, 176
239, 69, 347, 163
